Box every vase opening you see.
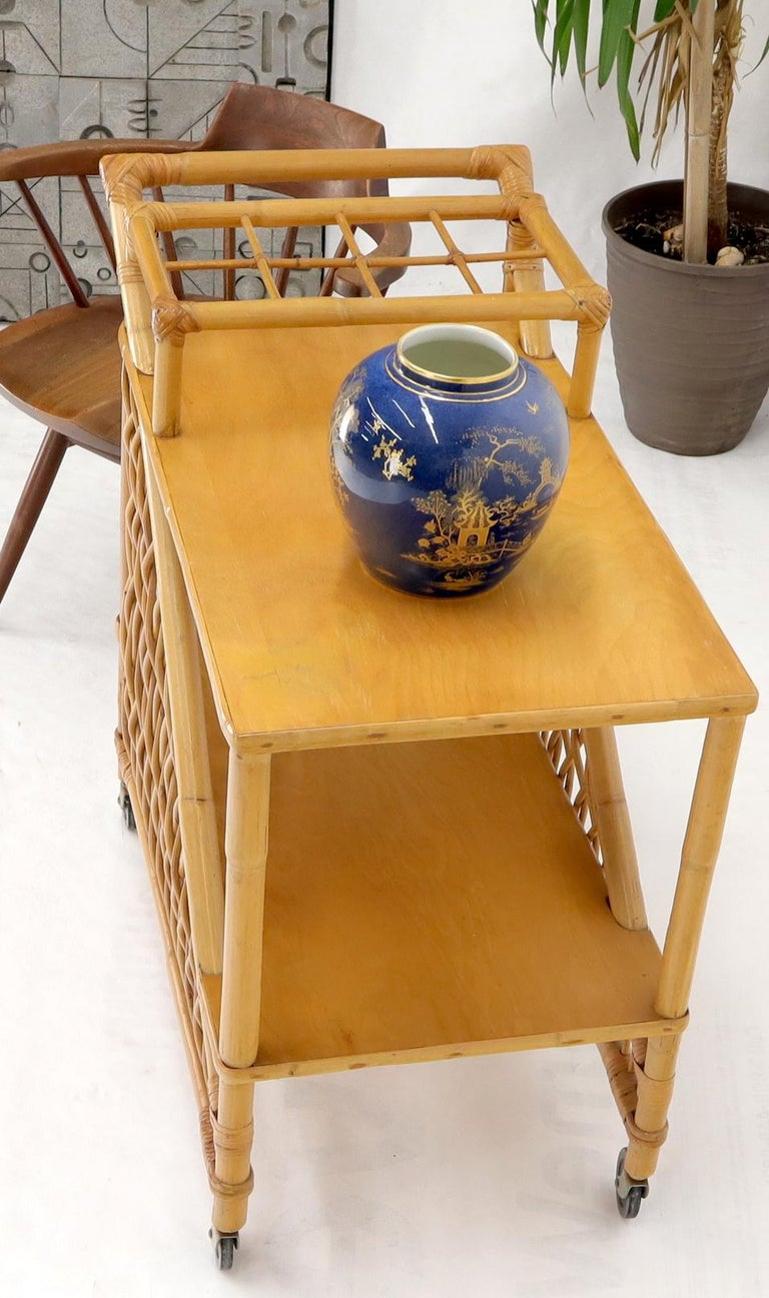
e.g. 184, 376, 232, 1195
396, 323, 518, 386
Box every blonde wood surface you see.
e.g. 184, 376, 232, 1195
126, 323, 756, 754
189, 733, 682, 1080
143, 450, 225, 975
583, 727, 648, 931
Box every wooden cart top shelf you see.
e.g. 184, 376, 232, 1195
127, 320, 756, 753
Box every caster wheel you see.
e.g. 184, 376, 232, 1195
615, 1147, 649, 1219
210, 1229, 239, 1271
118, 782, 136, 832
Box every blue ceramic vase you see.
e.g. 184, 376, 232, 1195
330, 323, 569, 597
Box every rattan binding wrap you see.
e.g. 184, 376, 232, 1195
116, 366, 219, 1178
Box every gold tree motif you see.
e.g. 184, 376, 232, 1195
404, 428, 563, 578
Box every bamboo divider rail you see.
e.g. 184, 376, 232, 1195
101, 144, 611, 437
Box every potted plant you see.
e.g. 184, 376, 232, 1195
533, 0, 769, 454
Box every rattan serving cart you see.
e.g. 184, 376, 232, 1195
103, 144, 757, 1270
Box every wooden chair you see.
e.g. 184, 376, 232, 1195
0, 85, 410, 608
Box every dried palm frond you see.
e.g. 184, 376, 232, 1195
636, 0, 744, 166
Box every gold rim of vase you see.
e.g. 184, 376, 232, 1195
395, 323, 519, 387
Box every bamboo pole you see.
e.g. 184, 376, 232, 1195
568, 323, 603, 419
147, 192, 516, 233
336, 213, 383, 298
181, 289, 585, 332
684, 0, 715, 263
212, 749, 271, 1234
152, 337, 185, 438
583, 727, 648, 931
223, 183, 235, 301
624, 1033, 679, 1180
624, 715, 745, 1182
656, 716, 745, 1018
119, 144, 525, 197
240, 216, 281, 299
110, 197, 155, 375
219, 749, 271, 1066
163, 247, 544, 274
505, 222, 553, 359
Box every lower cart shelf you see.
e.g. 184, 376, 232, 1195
202, 734, 680, 1080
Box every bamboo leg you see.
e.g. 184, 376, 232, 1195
568, 321, 602, 419
583, 727, 647, 931
211, 749, 271, 1235
109, 192, 155, 375
143, 450, 224, 975
505, 220, 552, 359
152, 336, 184, 438
624, 716, 745, 1181
624, 1035, 679, 1180
656, 716, 745, 1019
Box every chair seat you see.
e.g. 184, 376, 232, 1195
0, 297, 123, 457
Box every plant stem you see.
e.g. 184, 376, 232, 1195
684, 0, 715, 263
707, 0, 738, 255
708, 59, 729, 254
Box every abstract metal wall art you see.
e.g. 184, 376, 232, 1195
0, 1, 332, 319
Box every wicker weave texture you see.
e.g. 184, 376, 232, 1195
541, 728, 603, 862
116, 368, 218, 1175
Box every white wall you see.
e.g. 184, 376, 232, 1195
332, 1, 769, 279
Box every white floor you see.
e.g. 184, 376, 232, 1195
1, 337, 767, 1298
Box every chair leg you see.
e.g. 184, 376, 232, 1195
0, 428, 69, 603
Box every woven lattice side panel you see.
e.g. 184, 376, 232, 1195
116, 368, 218, 1174
540, 729, 602, 863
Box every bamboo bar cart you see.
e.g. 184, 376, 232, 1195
103, 145, 757, 1269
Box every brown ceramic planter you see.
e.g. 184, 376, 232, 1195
603, 180, 769, 455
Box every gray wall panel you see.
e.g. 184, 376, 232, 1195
0, 0, 331, 319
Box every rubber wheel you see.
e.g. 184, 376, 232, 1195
214, 1235, 238, 1271
118, 783, 136, 832
617, 1182, 645, 1218
615, 1147, 648, 1220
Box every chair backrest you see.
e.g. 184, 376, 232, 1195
0, 86, 407, 317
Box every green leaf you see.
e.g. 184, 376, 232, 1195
747, 32, 769, 74
532, 0, 551, 55
597, 0, 636, 87
652, 0, 676, 18
616, 0, 641, 159
552, 0, 575, 79
573, 0, 590, 82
